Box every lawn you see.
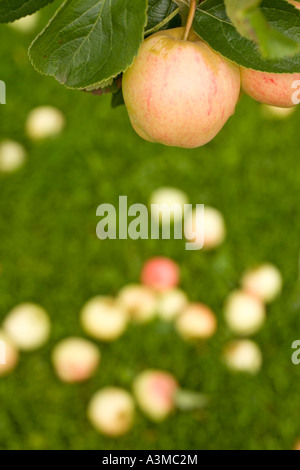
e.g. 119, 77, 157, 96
0, 2, 300, 450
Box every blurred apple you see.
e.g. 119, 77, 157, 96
88, 387, 135, 436
52, 337, 100, 383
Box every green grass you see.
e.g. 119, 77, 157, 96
0, 3, 300, 450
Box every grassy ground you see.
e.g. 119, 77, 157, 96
0, 2, 300, 450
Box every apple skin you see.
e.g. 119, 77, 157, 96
122, 27, 241, 148
141, 257, 180, 292
241, 1, 300, 108
88, 388, 135, 436
241, 68, 300, 108
288, 1, 300, 9
133, 370, 178, 422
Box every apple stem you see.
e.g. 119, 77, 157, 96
183, 0, 197, 41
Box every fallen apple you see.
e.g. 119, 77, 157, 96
52, 337, 100, 383
224, 290, 265, 336
80, 296, 128, 342
87, 387, 135, 437
223, 339, 262, 374
141, 257, 180, 292
0, 330, 19, 377
241, 263, 282, 304
176, 303, 217, 340
157, 289, 188, 322
133, 369, 178, 422
3, 303, 51, 351
117, 284, 157, 323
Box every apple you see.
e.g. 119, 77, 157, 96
157, 288, 188, 321
224, 290, 265, 336
3, 303, 51, 351
0, 330, 19, 376
241, 68, 300, 107
141, 257, 180, 292
149, 187, 189, 224
9, 12, 40, 33
241, 263, 282, 303
288, 1, 300, 9
176, 303, 217, 340
122, 27, 240, 148
26, 106, 65, 140
261, 104, 296, 120
87, 387, 135, 436
185, 206, 226, 250
294, 438, 300, 450
80, 296, 128, 342
133, 370, 178, 422
0, 140, 26, 173
52, 337, 100, 383
223, 339, 262, 374
117, 284, 157, 323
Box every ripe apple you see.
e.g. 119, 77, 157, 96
176, 303, 217, 340
157, 288, 188, 321
3, 303, 51, 351
26, 106, 65, 140
241, 68, 300, 107
261, 104, 296, 120
9, 12, 40, 33
184, 205, 226, 250
0, 140, 26, 173
223, 339, 262, 374
88, 387, 135, 436
294, 438, 300, 450
288, 1, 300, 9
52, 337, 100, 383
80, 296, 128, 342
224, 290, 265, 336
149, 187, 189, 224
122, 27, 241, 148
141, 257, 180, 292
241, 263, 282, 303
0, 330, 19, 376
133, 370, 178, 422
117, 284, 158, 323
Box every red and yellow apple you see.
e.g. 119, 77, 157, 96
123, 27, 241, 148
241, 68, 300, 108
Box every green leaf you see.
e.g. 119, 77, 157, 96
29, 0, 147, 90
173, 0, 190, 23
146, 0, 181, 33
193, 0, 300, 73
0, 0, 55, 23
224, 0, 299, 59
111, 87, 124, 108
224, 0, 262, 40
